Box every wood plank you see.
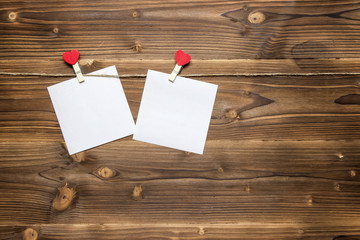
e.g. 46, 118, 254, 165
2, 0, 360, 238
1, 0, 360, 59
2, 59, 360, 76
0, 140, 360, 225
1, 223, 360, 240
1, 73, 360, 141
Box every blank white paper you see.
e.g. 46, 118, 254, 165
133, 70, 218, 154
48, 65, 135, 155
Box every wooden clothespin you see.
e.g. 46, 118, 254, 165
63, 49, 84, 83
168, 50, 191, 83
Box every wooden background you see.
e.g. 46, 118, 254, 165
1, 0, 360, 239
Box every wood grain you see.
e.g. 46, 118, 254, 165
1, 73, 360, 142
2, 223, 360, 240
0, 140, 360, 226
1, 0, 360, 239
1, 0, 360, 60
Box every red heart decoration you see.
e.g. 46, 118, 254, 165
175, 50, 191, 66
63, 49, 80, 65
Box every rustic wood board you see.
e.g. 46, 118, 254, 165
1, 0, 360, 239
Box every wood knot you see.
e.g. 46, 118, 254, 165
52, 27, 59, 34
8, 12, 17, 22
225, 109, 238, 119
53, 184, 76, 211
71, 151, 86, 162
248, 11, 265, 24
86, 59, 94, 66
307, 195, 313, 205
198, 227, 205, 235
132, 11, 140, 18
217, 167, 224, 174
63, 143, 86, 162
23, 228, 38, 240
184, 151, 191, 156
350, 170, 356, 177
243, 90, 251, 97
131, 41, 142, 53
98, 167, 116, 179
334, 182, 341, 191
132, 185, 143, 200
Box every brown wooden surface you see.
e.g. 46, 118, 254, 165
1, 0, 360, 239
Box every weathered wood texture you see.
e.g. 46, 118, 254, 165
1, 140, 360, 225
2, 224, 360, 240
2, 0, 360, 60
1, 0, 360, 239
1, 74, 360, 142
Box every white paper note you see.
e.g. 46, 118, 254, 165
133, 70, 218, 154
48, 65, 135, 155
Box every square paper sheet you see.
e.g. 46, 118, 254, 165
48, 65, 135, 155
133, 70, 218, 154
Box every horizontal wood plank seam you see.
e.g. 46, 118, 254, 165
2, 72, 360, 78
